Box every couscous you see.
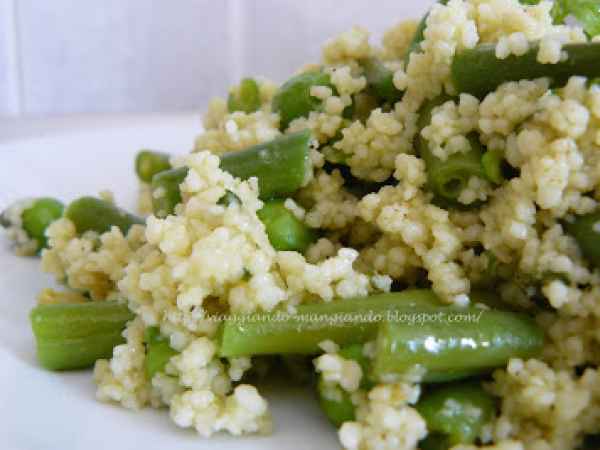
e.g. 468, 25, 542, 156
5, 1, 600, 449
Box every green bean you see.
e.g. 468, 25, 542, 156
416, 382, 496, 447
362, 58, 402, 103
372, 308, 543, 383
257, 199, 317, 252
552, 1, 600, 37
65, 197, 144, 235
18, 197, 64, 251
228, 78, 262, 114
404, 0, 449, 65
151, 131, 313, 216
219, 290, 441, 357
418, 97, 486, 202
220, 129, 313, 199
150, 167, 187, 218
272, 71, 334, 130
317, 378, 355, 427
452, 42, 600, 98
144, 326, 178, 380
564, 211, 600, 267
30, 302, 134, 370
481, 148, 505, 185
135, 150, 172, 183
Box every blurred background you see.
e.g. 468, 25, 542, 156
0, 1, 428, 119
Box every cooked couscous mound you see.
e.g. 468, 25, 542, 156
19, 0, 600, 448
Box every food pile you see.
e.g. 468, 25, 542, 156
5, 1, 600, 449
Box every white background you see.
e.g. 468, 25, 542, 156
0, 0, 430, 118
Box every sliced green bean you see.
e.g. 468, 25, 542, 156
220, 129, 313, 200
135, 150, 172, 183
20, 197, 64, 251
151, 131, 313, 216
372, 308, 543, 383
257, 199, 317, 252
144, 326, 178, 380
272, 71, 334, 130
452, 42, 600, 98
362, 58, 402, 103
564, 211, 600, 267
228, 78, 262, 114
418, 97, 486, 202
552, 1, 600, 37
317, 378, 355, 427
30, 302, 134, 370
65, 197, 144, 235
416, 382, 495, 447
219, 290, 442, 357
481, 148, 505, 185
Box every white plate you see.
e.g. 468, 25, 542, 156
0, 115, 338, 450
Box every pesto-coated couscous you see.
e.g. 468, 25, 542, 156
7, 1, 600, 449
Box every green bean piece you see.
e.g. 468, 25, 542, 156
372, 308, 543, 383
151, 131, 313, 217
20, 197, 64, 251
416, 382, 495, 447
30, 302, 134, 370
65, 197, 144, 235
452, 42, 600, 98
552, 1, 600, 37
418, 97, 485, 202
352, 92, 379, 123
362, 58, 402, 103
564, 211, 600, 267
257, 199, 317, 252
151, 167, 188, 218
144, 326, 178, 380
481, 149, 505, 185
219, 290, 442, 357
219, 290, 496, 359
317, 378, 356, 427
135, 150, 172, 183
272, 71, 334, 130
220, 129, 313, 200
404, 0, 449, 65
228, 78, 262, 114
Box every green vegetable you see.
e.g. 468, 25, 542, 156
372, 308, 544, 383
20, 198, 64, 251
220, 129, 313, 200
362, 58, 402, 103
257, 199, 317, 252
144, 326, 178, 380
272, 71, 334, 130
65, 197, 144, 235
339, 344, 373, 389
228, 78, 262, 113
552, 1, 600, 37
481, 148, 505, 185
416, 382, 495, 447
452, 42, 600, 98
218, 290, 443, 358
30, 302, 134, 370
317, 378, 355, 427
418, 97, 486, 202
151, 130, 313, 217
135, 150, 172, 183
564, 211, 600, 267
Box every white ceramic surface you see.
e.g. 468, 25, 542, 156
0, 116, 338, 450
